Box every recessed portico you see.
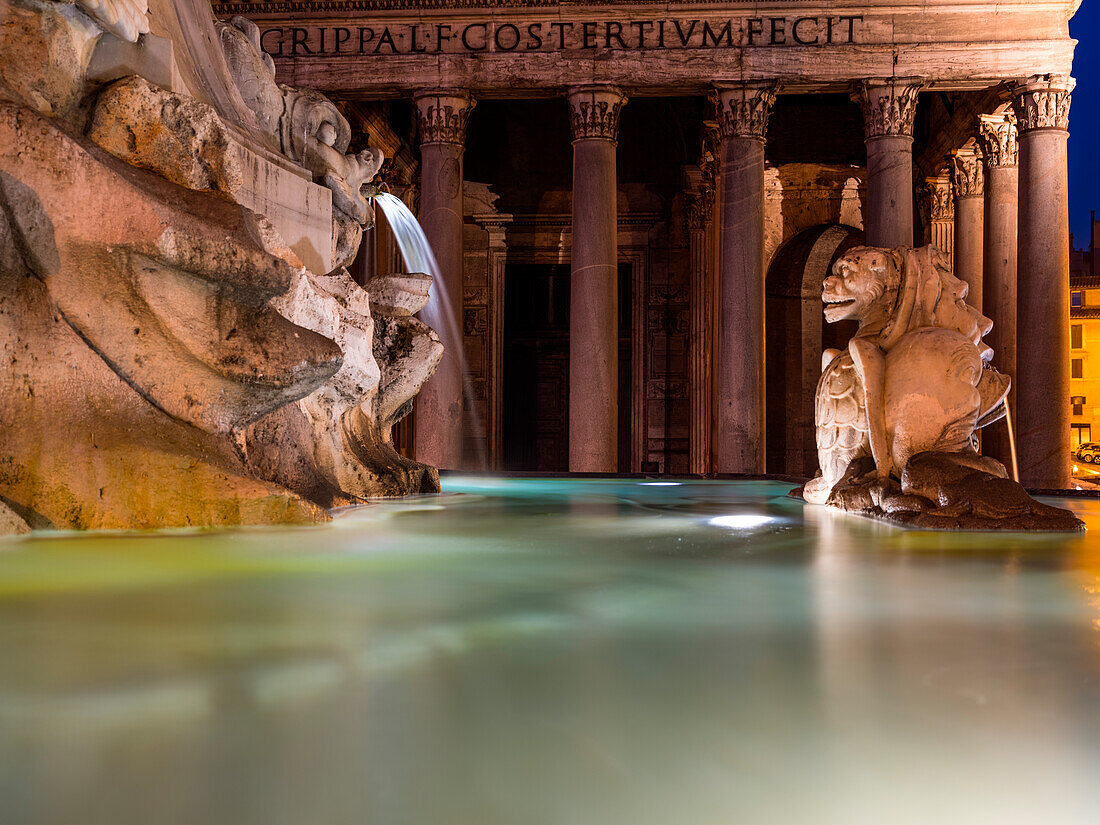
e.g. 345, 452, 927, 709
214, 0, 1079, 486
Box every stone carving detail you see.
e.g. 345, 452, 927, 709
714, 83, 777, 141
243, 271, 443, 502
685, 188, 713, 231
856, 78, 923, 139
0, 102, 339, 528
415, 92, 476, 145
0, 0, 444, 531
949, 146, 984, 198
567, 86, 626, 141
922, 175, 953, 221
73, 0, 150, 43
217, 16, 385, 267
800, 246, 1081, 531
977, 112, 1018, 168
1010, 75, 1074, 133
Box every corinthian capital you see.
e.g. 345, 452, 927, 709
567, 85, 626, 142
714, 82, 777, 142
414, 91, 476, 146
976, 111, 1018, 168
1010, 74, 1074, 133
855, 77, 924, 139
949, 146, 984, 199
923, 175, 954, 221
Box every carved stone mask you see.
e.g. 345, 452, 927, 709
822, 247, 900, 324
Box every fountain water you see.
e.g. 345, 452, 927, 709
371, 193, 488, 470
1002, 400, 1020, 483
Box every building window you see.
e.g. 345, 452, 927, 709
1072, 423, 1092, 449
1073, 359, 1084, 379
1072, 290, 1084, 307
1072, 324, 1083, 349
1072, 395, 1086, 416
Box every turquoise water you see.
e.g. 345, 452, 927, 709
2, 477, 1100, 825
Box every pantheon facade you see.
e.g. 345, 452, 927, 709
212, 0, 1079, 488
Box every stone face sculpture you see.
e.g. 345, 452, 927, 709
0, 0, 443, 532
801, 245, 1082, 531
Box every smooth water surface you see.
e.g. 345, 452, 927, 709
2, 477, 1100, 825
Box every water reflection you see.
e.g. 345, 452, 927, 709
2, 480, 1100, 824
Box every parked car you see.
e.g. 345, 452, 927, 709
1076, 443, 1100, 463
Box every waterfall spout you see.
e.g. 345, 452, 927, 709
371, 193, 488, 470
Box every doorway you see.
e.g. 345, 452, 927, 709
502, 263, 633, 471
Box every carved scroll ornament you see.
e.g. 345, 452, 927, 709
977, 112, 1018, 168
714, 82, 777, 141
1011, 75, 1074, 133
415, 92, 477, 145
567, 85, 626, 141
856, 78, 923, 139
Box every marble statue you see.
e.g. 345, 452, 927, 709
801, 245, 1081, 531
0, 0, 442, 532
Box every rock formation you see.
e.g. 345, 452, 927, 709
0, 0, 442, 532
800, 245, 1082, 531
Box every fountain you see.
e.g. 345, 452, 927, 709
0, 1, 445, 530
373, 192, 490, 470
800, 245, 1082, 531
0, 2, 1099, 821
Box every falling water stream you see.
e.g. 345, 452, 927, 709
372, 192, 488, 470
1003, 400, 1020, 483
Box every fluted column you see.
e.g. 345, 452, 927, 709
567, 85, 626, 472
923, 174, 954, 267
714, 82, 776, 473
685, 166, 715, 474
855, 78, 922, 248
1012, 75, 1074, 488
976, 110, 1020, 467
949, 146, 984, 310
413, 91, 475, 470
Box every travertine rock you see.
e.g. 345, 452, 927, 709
365, 272, 432, 317
370, 275, 444, 429
819, 453, 1083, 532
0, 110, 330, 528
89, 76, 241, 193
244, 272, 443, 502
0, 500, 31, 536
0, 0, 100, 119
800, 244, 1080, 531
0, 0, 445, 530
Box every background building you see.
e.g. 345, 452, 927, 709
213, 0, 1081, 487
1071, 213, 1100, 449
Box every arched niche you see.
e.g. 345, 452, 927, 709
765, 223, 864, 476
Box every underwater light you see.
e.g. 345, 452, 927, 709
708, 514, 774, 530
640, 482, 682, 486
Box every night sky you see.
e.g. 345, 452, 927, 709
1069, 0, 1097, 247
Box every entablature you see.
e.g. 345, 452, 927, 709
210, 1, 1079, 97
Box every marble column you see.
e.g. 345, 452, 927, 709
855, 78, 923, 248
412, 91, 475, 471
1011, 75, 1074, 488
567, 85, 626, 472
976, 111, 1019, 467
922, 174, 954, 267
714, 82, 776, 474
949, 145, 984, 310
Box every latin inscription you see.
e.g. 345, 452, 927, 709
260, 16, 864, 57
